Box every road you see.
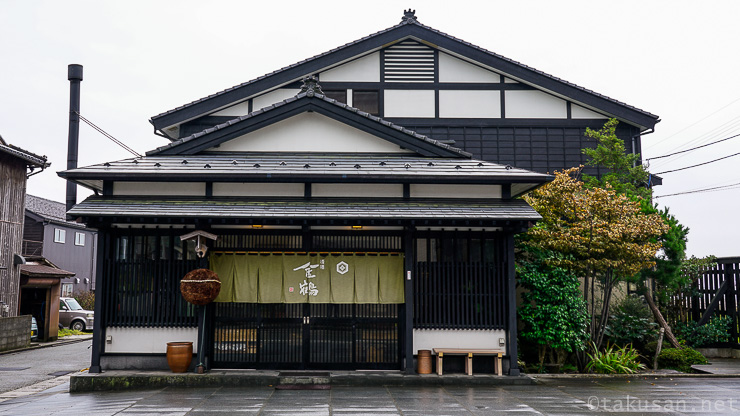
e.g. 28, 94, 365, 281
1, 376, 740, 415
0, 339, 91, 394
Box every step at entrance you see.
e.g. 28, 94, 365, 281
276, 371, 331, 390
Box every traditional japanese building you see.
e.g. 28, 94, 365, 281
60, 11, 658, 375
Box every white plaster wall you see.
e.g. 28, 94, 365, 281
252, 88, 300, 111
105, 327, 199, 353
312, 183, 403, 198
384, 90, 435, 118
438, 53, 500, 83
439, 90, 501, 118
319, 52, 380, 82
410, 184, 501, 199
211, 101, 251, 117
210, 113, 413, 153
413, 329, 507, 353
213, 182, 304, 197
113, 182, 205, 196
571, 104, 607, 119
505, 90, 567, 119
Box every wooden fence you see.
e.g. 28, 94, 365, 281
671, 257, 739, 344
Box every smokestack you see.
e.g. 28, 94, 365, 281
66, 64, 83, 218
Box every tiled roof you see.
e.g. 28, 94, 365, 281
147, 91, 471, 158
69, 196, 542, 222
150, 15, 658, 128
60, 154, 552, 197
20, 264, 75, 278
25, 195, 89, 229
0, 141, 49, 168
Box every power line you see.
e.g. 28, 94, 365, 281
654, 151, 740, 175
654, 181, 740, 199
646, 133, 740, 161
75, 111, 142, 158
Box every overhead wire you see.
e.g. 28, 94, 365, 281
75, 111, 142, 158
646, 133, 740, 161
654, 181, 740, 199
654, 151, 740, 175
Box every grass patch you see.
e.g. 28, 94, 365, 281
58, 328, 86, 337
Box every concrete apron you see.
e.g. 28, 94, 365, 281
69, 369, 534, 392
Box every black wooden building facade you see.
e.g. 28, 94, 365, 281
61, 11, 658, 375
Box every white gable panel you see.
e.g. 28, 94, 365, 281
410, 184, 502, 199
571, 104, 607, 119
384, 90, 435, 118
439, 90, 501, 118
319, 52, 380, 82
211, 101, 251, 117
506, 90, 567, 119
210, 112, 414, 153
438, 52, 500, 83
252, 88, 300, 111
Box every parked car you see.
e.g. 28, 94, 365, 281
31, 316, 38, 341
59, 297, 94, 331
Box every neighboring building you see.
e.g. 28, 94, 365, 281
60, 11, 658, 375
24, 194, 98, 296
0, 135, 49, 318
19, 256, 75, 341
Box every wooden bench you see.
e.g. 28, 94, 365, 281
433, 348, 504, 376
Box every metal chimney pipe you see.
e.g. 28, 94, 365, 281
66, 64, 83, 218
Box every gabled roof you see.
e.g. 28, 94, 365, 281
147, 83, 471, 158
150, 11, 659, 133
25, 195, 90, 230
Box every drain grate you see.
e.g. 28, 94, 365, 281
0, 367, 30, 371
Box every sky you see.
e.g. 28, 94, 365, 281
1, 1, 739, 258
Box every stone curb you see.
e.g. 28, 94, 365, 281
0, 335, 92, 356
531, 372, 740, 380
69, 372, 535, 392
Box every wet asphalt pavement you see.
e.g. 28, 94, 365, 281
1, 376, 740, 415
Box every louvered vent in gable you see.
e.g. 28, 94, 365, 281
384, 40, 435, 83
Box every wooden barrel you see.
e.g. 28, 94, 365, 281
417, 349, 433, 374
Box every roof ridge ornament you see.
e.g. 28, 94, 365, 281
299, 75, 324, 97
401, 9, 416, 23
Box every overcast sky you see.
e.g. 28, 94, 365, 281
1, 1, 738, 258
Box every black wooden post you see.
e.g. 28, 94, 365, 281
89, 230, 108, 373
505, 233, 520, 376
403, 226, 414, 373
726, 262, 739, 343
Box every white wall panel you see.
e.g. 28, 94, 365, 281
384, 90, 435, 118
438, 53, 500, 83
410, 184, 501, 199
211, 112, 413, 153
213, 183, 304, 197
505, 90, 567, 119
439, 90, 501, 118
319, 52, 380, 82
571, 104, 607, 119
252, 88, 300, 111
105, 327, 199, 353
312, 183, 403, 198
211, 101, 251, 117
413, 329, 506, 353
113, 182, 205, 196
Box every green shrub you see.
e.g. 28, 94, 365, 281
674, 316, 731, 347
73, 289, 95, 311
604, 295, 656, 349
658, 347, 707, 372
587, 343, 646, 374
58, 328, 85, 337
643, 339, 671, 359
